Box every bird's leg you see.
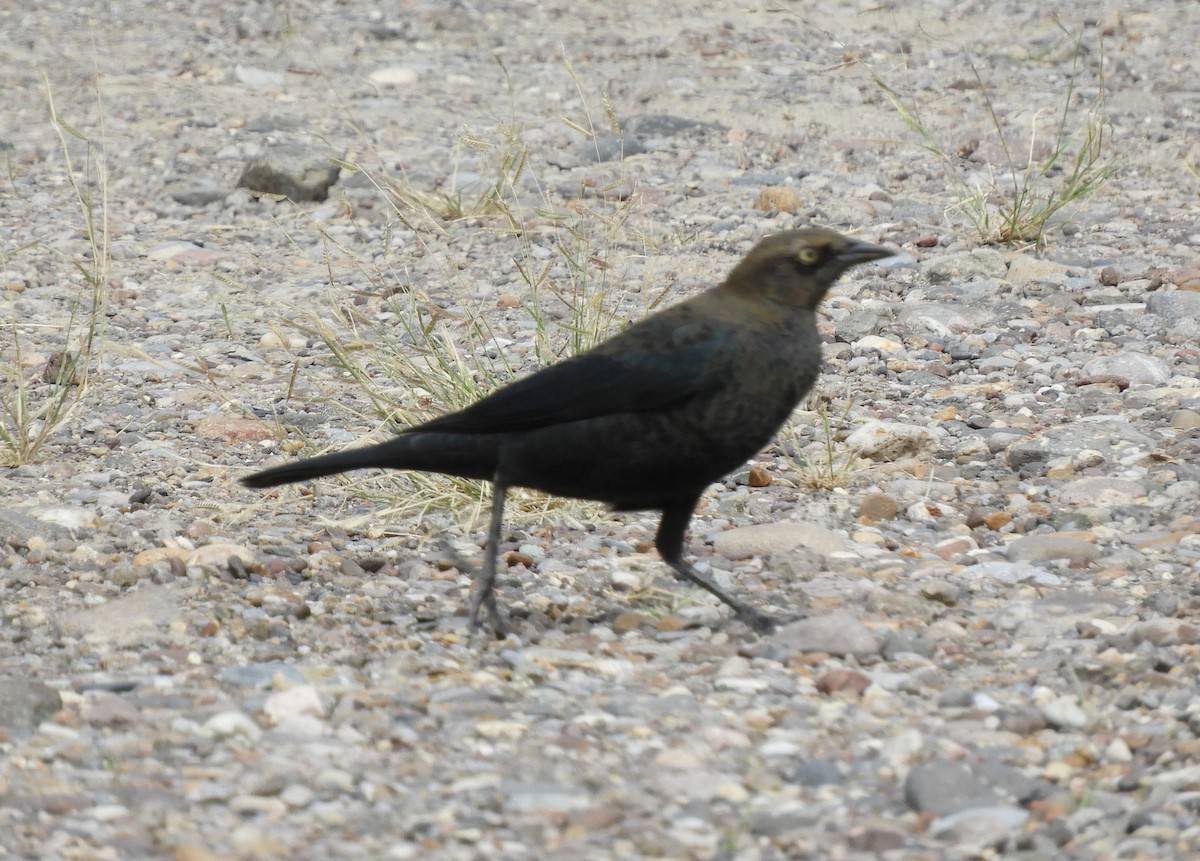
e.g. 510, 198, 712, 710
655, 500, 777, 634
467, 477, 509, 637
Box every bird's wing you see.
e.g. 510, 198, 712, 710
413, 315, 735, 435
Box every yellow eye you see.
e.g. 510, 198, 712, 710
796, 246, 820, 265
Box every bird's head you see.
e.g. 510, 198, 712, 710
724, 228, 894, 310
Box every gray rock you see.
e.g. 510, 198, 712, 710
999, 706, 1049, 735
930, 806, 1030, 842
623, 114, 724, 137
1007, 534, 1101, 562
584, 134, 644, 162
959, 560, 1063, 586
0, 508, 70, 546
712, 522, 847, 558
881, 632, 937, 659
1041, 695, 1090, 730
1126, 618, 1198, 647
58, 585, 181, 646
923, 248, 1008, 282
1080, 352, 1172, 385
1006, 420, 1154, 470
834, 307, 886, 341
167, 179, 227, 206
1146, 290, 1200, 319
749, 804, 821, 840
503, 782, 592, 813
1058, 477, 1145, 507
897, 303, 996, 338
243, 114, 303, 133
0, 677, 62, 735
845, 421, 932, 461
904, 761, 1004, 815
234, 65, 286, 89
790, 758, 843, 787
937, 687, 975, 709
218, 662, 308, 689
1170, 409, 1200, 429
774, 610, 880, 657
238, 144, 342, 202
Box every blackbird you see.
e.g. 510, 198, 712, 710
242, 228, 893, 634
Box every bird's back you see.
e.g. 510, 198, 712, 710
469, 288, 824, 509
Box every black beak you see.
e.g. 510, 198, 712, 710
838, 237, 895, 266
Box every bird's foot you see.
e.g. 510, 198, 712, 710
735, 605, 779, 635
467, 584, 509, 639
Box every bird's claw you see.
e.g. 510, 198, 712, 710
736, 606, 779, 635
773, 608, 812, 626
468, 584, 509, 639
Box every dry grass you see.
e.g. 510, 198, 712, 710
862, 21, 1116, 245
0, 78, 109, 466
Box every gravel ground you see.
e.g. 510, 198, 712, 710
3, 2, 1200, 860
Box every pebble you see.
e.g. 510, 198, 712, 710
259, 331, 308, 350
790, 758, 843, 787
205, 711, 263, 740
218, 662, 307, 689
1008, 253, 1072, 283
368, 66, 420, 86
1080, 352, 1172, 385
0, 677, 62, 735
924, 248, 1008, 281
774, 611, 880, 657
904, 761, 1004, 815
712, 522, 847, 557
845, 421, 932, 461
23, 505, 98, 530
854, 334, 905, 354
859, 491, 899, 521
237, 143, 341, 202
1041, 694, 1091, 730
930, 806, 1030, 844
1058, 477, 1145, 506
185, 542, 258, 568
58, 586, 182, 646
1126, 618, 1199, 646
1146, 290, 1200, 318
755, 186, 802, 212
234, 65, 286, 89
1026, 422, 1153, 461
168, 179, 227, 206
897, 303, 989, 338
1006, 534, 1101, 562
263, 686, 326, 723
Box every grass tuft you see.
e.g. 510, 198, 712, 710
862, 21, 1116, 245
0, 78, 108, 466
785, 390, 862, 490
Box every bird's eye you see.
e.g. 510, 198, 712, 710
796, 246, 821, 265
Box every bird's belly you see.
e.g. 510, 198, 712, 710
495, 401, 791, 509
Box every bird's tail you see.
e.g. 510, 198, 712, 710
240, 432, 499, 489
